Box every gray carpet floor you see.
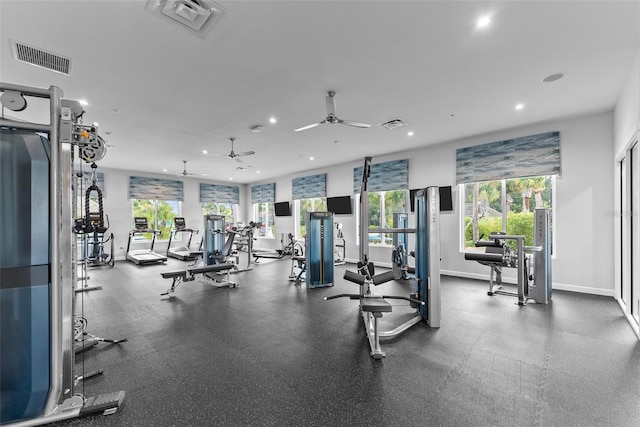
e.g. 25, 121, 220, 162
52, 257, 639, 426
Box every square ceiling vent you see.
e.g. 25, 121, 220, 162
10, 40, 71, 75
146, 0, 225, 38
379, 118, 409, 130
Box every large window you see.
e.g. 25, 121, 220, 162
131, 199, 181, 240
203, 202, 237, 227
295, 197, 327, 240
253, 202, 275, 238
357, 189, 408, 246
461, 176, 555, 252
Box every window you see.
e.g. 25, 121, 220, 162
202, 202, 237, 227
461, 176, 555, 253
356, 189, 408, 246
295, 197, 327, 239
253, 202, 275, 238
131, 199, 180, 240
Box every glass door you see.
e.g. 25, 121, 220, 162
631, 142, 639, 324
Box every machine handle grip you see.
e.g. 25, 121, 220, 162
324, 293, 361, 301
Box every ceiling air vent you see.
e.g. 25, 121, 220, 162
379, 118, 409, 130
146, 0, 225, 38
10, 40, 71, 75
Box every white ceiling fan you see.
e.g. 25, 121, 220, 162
294, 90, 372, 132
208, 137, 255, 163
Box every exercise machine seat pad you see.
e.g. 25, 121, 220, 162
464, 252, 504, 263
361, 298, 392, 313
189, 264, 235, 275
161, 270, 188, 279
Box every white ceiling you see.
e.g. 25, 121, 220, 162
1, 1, 638, 184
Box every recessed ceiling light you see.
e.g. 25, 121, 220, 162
163, 168, 168, 172
256, 170, 261, 174
515, 103, 524, 110
543, 73, 565, 83
269, 117, 277, 124
309, 156, 314, 160
229, 177, 233, 180
407, 131, 414, 137
477, 15, 491, 28
202, 150, 208, 154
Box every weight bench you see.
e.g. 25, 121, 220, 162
160, 263, 236, 297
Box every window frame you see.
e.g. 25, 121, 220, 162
130, 199, 182, 241
294, 197, 327, 240
202, 202, 238, 228
459, 176, 556, 256
355, 189, 409, 247
253, 201, 275, 239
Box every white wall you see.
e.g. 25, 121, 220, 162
99, 111, 616, 296
614, 48, 640, 157
241, 111, 615, 295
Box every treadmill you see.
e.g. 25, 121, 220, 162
126, 217, 167, 265
166, 217, 200, 261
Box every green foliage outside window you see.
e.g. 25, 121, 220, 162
360, 190, 408, 246
298, 198, 327, 238
132, 199, 179, 240
202, 202, 237, 227
463, 176, 553, 251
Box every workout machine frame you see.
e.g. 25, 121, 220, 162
465, 208, 552, 305
0, 83, 124, 426
325, 157, 441, 359
125, 217, 167, 265
166, 217, 200, 261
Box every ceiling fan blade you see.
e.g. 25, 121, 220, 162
236, 150, 255, 156
339, 119, 372, 128
325, 92, 336, 116
234, 156, 243, 163
294, 121, 323, 132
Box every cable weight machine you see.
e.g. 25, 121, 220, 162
0, 83, 125, 426
325, 157, 441, 359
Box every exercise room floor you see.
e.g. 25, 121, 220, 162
53, 257, 639, 427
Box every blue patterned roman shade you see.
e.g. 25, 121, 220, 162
129, 176, 184, 201
353, 159, 408, 193
251, 182, 275, 204
292, 173, 326, 200
200, 183, 240, 204
456, 131, 561, 184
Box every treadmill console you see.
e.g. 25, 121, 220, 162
134, 217, 149, 231
174, 217, 186, 231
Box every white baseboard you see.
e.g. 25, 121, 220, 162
440, 270, 615, 297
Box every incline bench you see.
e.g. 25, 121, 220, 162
160, 263, 236, 297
